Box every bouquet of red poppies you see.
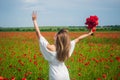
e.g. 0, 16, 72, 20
85, 15, 99, 32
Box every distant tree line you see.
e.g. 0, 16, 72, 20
0, 25, 120, 32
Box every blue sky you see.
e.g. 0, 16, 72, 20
0, 0, 120, 27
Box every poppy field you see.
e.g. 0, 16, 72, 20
0, 32, 120, 80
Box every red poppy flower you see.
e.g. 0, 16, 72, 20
0, 58, 2, 62
34, 61, 38, 66
118, 73, 120, 77
67, 65, 70, 69
102, 74, 107, 79
34, 54, 37, 59
22, 78, 27, 80
110, 59, 113, 62
18, 68, 21, 72
116, 56, 120, 62
0, 76, 4, 80
29, 59, 32, 62
11, 77, 15, 80
0, 76, 8, 80
85, 15, 99, 32
96, 78, 101, 80
84, 61, 90, 66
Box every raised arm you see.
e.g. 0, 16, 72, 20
74, 29, 94, 43
32, 11, 55, 51
32, 11, 42, 39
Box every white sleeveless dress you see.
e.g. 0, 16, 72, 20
39, 36, 75, 80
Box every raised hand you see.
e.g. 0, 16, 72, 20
32, 11, 37, 21
32, 11, 41, 38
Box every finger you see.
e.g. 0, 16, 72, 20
32, 11, 34, 16
35, 11, 37, 16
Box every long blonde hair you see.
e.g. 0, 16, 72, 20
56, 29, 70, 62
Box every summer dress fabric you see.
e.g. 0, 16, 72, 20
39, 36, 75, 80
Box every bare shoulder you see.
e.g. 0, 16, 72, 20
47, 44, 56, 52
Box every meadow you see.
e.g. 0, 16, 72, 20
0, 31, 120, 80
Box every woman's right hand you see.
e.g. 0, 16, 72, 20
32, 11, 37, 21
